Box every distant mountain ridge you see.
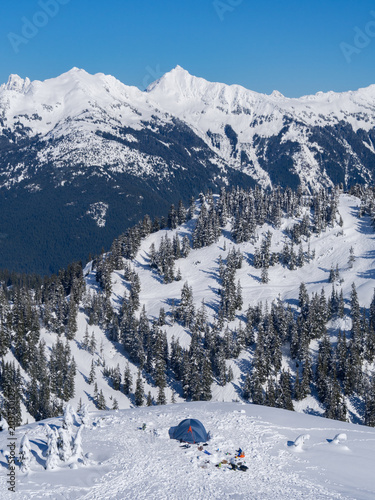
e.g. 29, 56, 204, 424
1, 67, 375, 272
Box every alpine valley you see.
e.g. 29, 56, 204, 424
2, 66, 375, 273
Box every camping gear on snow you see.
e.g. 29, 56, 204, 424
169, 418, 209, 444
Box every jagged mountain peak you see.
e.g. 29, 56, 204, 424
146, 64, 207, 96
146, 65, 263, 107
270, 89, 285, 99
1, 73, 31, 93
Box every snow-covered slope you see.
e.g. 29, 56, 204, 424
2, 401, 375, 499
5, 192, 374, 428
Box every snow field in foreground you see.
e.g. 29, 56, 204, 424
1, 402, 375, 500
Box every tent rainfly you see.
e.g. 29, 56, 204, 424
169, 418, 209, 444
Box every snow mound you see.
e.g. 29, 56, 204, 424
290, 433, 310, 452
330, 433, 347, 445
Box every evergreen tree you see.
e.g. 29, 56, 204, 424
348, 246, 355, 268
146, 391, 153, 406
88, 360, 96, 385
93, 382, 98, 403
112, 364, 122, 391
156, 386, 167, 405
298, 282, 310, 320
277, 370, 294, 411
177, 282, 195, 328
66, 299, 78, 340
167, 204, 178, 229
294, 369, 303, 401
297, 243, 304, 268
82, 325, 90, 351
96, 390, 107, 410
72, 426, 84, 459
123, 363, 133, 395
261, 267, 269, 284
134, 371, 144, 407
89, 332, 97, 355
177, 199, 187, 225
301, 353, 313, 398
57, 427, 72, 461
324, 370, 347, 422
249, 370, 264, 405
338, 289, 345, 318
365, 377, 375, 427
265, 378, 276, 407
329, 265, 336, 283
45, 427, 59, 470
181, 235, 191, 258
201, 357, 213, 400
158, 307, 166, 326
316, 333, 332, 403
242, 373, 252, 400
62, 404, 75, 434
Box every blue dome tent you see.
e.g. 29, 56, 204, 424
169, 418, 209, 444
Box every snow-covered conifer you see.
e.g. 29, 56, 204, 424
19, 433, 32, 472
62, 404, 74, 435
72, 426, 84, 459
57, 427, 72, 461
45, 428, 59, 470
80, 404, 91, 427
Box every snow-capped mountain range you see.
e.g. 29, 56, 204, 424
3, 65, 375, 190
1, 66, 375, 273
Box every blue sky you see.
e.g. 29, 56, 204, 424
1, 0, 375, 96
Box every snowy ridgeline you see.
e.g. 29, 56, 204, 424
0, 402, 375, 499
3, 66, 375, 192
1, 187, 375, 430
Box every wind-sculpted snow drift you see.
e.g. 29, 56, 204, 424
2, 67, 375, 272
